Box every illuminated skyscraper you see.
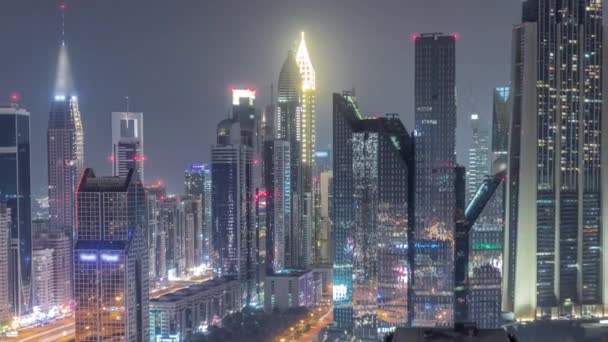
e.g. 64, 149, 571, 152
31, 248, 55, 312
185, 164, 212, 268
412, 32, 457, 326
467, 113, 490, 201
491, 87, 512, 160
332, 92, 414, 337
212, 89, 258, 306
33, 229, 72, 309
263, 140, 291, 273
48, 95, 83, 234
74, 168, 149, 341
111, 112, 144, 180
504, 0, 606, 320
0, 104, 32, 316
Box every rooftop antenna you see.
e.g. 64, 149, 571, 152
59, 3, 66, 46
125, 96, 130, 113
270, 83, 274, 107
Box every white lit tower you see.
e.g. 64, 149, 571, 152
111, 112, 145, 181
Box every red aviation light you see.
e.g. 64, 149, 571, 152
10, 93, 19, 102
452, 32, 460, 40
109, 155, 116, 162
60, 4, 66, 10
410, 34, 420, 42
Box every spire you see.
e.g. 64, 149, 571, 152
296, 31, 315, 90
54, 4, 74, 96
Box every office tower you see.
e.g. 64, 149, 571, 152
111, 112, 144, 180
504, 0, 606, 320
0, 204, 10, 326
333, 92, 414, 337
296, 32, 316, 268
32, 230, 72, 309
184, 164, 213, 268
467, 114, 490, 201
145, 181, 165, 282
182, 195, 203, 273
31, 248, 55, 312
74, 168, 149, 341
315, 148, 331, 174
263, 140, 291, 273
32, 218, 49, 234
212, 89, 258, 306
0, 104, 32, 315
469, 265, 501, 328
412, 32, 457, 327
158, 197, 181, 279
48, 95, 83, 233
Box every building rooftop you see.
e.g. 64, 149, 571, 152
75, 240, 128, 251
77, 168, 135, 193
151, 276, 238, 304
392, 327, 513, 341
268, 269, 311, 278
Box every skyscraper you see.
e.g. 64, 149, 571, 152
111, 112, 144, 180
212, 89, 258, 306
332, 92, 414, 337
295, 32, 316, 268
263, 140, 291, 273
467, 114, 490, 201
74, 168, 149, 341
31, 248, 55, 312
32, 229, 72, 309
0, 103, 32, 315
275, 33, 317, 269
184, 164, 213, 268
505, 0, 605, 320
412, 32, 457, 326
491, 87, 512, 160
48, 95, 83, 233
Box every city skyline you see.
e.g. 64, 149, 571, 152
0, 0, 517, 194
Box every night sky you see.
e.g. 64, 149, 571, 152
0, 0, 519, 194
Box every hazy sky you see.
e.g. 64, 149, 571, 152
0, 0, 520, 194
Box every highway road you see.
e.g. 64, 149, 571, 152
3, 317, 74, 342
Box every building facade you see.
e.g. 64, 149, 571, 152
0, 204, 11, 325
504, 0, 606, 320
184, 164, 213, 269
412, 33, 457, 327
31, 248, 55, 312
74, 168, 149, 341
0, 104, 32, 316
48, 95, 84, 234
111, 112, 144, 180
467, 114, 490, 201
32, 230, 72, 309
264, 269, 320, 312
212, 89, 258, 307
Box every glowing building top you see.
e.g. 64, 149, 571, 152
296, 32, 315, 90
232, 88, 256, 106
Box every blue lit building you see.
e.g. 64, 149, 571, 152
74, 168, 149, 341
0, 104, 32, 316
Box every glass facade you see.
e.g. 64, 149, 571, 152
413, 33, 457, 327
0, 106, 32, 315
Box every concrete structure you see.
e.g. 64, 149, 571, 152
111, 112, 144, 180
150, 277, 241, 341
31, 248, 55, 312
264, 269, 320, 312
32, 230, 72, 309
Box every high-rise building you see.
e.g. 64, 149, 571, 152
181, 195, 203, 274
33, 230, 72, 309
316, 170, 332, 265
332, 92, 415, 337
504, 0, 605, 320
0, 103, 32, 315
31, 248, 55, 312
48, 95, 83, 233
467, 114, 490, 201
212, 89, 258, 306
184, 164, 213, 268
111, 112, 144, 180
412, 32, 457, 327
0, 204, 11, 326
74, 168, 149, 341
275, 32, 317, 270
263, 140, 291, 274
158, 197, 182, 279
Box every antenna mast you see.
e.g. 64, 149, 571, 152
60, 3, 66, 46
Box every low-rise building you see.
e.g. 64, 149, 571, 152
150, 277, 241, 341
264, 269, 321, 312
